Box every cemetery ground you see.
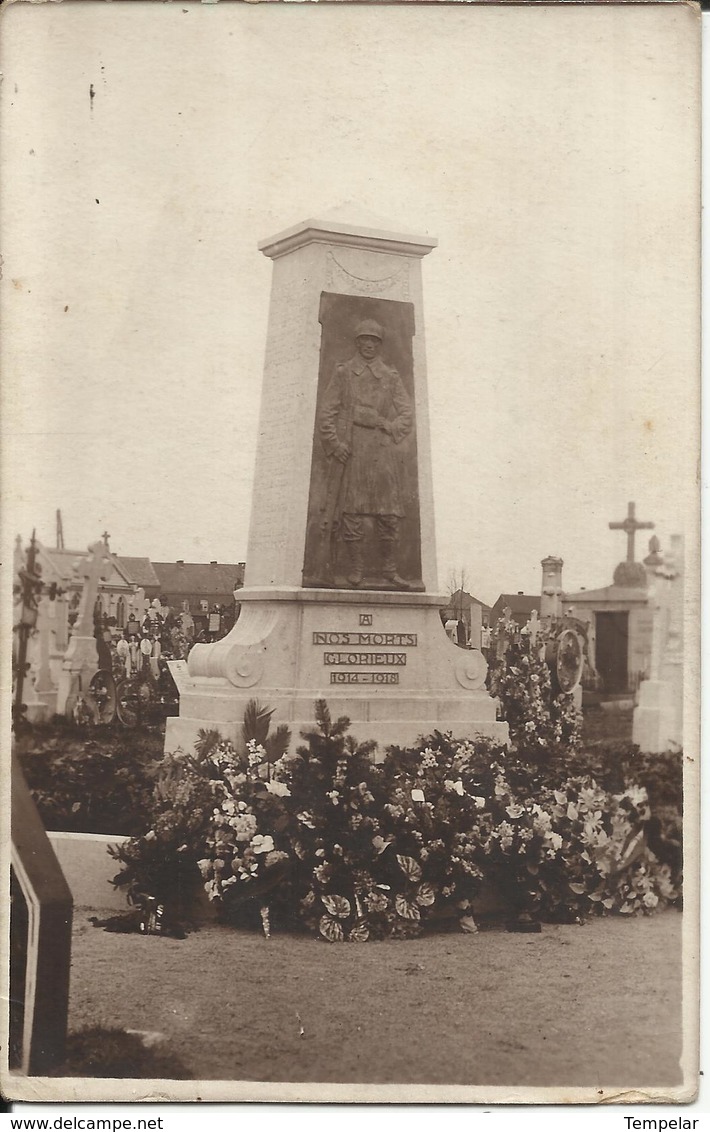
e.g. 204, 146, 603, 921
64, 904, 682, 1086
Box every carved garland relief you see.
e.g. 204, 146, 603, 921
325, 252, 410, 301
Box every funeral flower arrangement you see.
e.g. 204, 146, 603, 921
487, 615, 582, 762
111, 697, 678, 939
195, 729, 291, 925
110, 702, 292, 923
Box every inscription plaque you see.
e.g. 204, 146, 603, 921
330, 672, 399, 685
324, 651, 406, 667
313, 631, 417, 647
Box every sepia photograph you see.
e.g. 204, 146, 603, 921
1, 0, 700, 1106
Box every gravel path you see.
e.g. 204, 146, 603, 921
66, 907, 683, 1088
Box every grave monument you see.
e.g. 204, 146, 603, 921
54, 538, 113, 717
167, 206, 507, 752
632, 534, 684, 751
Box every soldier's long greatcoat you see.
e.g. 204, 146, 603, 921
319, 354, 413, 517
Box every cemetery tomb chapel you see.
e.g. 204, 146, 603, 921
556, 504, 657, 697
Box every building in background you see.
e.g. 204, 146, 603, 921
145, 560, 245, 637
490, 592, 541, 630
440, 589, 491, 648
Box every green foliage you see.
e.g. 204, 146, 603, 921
40, 687, 675, 940
110, 708, 293, 919
108, 701, 681, 937
284, 700, 397, 940
15, 723, 163, 836
109, 748, 216, 911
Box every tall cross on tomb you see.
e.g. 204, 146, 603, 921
609, 502, 654, 564
72, 540, 113, 636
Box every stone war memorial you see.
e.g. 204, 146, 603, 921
167, 207, 507, 754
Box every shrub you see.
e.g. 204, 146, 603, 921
109, 703, 293, 926
282, 701, 411, 941
15, 723, 163, 836
108, 747, 216, 913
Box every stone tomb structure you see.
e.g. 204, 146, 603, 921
547, 506, 658, 697
167, 207, 507, 753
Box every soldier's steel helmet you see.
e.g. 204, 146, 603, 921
355, 319, 384, 341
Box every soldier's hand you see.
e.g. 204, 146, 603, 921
377, 418, 393, 435
334, 442, 351, 464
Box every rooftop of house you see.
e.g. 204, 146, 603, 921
491, 593, 541, 617
39, 545, 134, 588
116, 556, 161, 589
150, 560, 245, 596
446, 588, 492, 613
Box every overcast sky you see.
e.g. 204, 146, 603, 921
1, 1, 699, 606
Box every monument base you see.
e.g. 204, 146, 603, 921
166, 587, 508, 757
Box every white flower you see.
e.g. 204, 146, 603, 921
411, 789, 426, 803
444, 779, 465, 796
472, 796, 486, 809
326, 790, 341, 806
623, 785, 649, 808
266, 780, 291, 797
246, 739, 267, 767
251, 834, 275, 855
233, 813, 258, 842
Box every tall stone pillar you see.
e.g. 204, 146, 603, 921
167, 207, 507, 754
540, 556, 564, 621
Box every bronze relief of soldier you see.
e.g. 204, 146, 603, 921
315, 318, 415, 590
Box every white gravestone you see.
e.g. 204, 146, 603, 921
166, 207, 507, 754
632, 534, 684, 752
469, 603, 483, 651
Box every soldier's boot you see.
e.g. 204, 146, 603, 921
346, 541, 364, 588
381, 544, 410, 591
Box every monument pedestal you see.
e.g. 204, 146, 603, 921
166, 587, 507, 755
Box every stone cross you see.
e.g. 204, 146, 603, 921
72, 540, 113, 637
525, 609, 540, 645
609, 502, 654, 564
